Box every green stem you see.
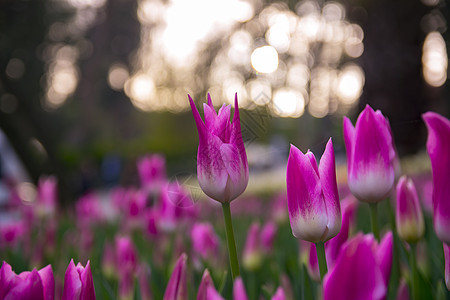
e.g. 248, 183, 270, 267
222, 202, 240, 280
369, 203, 380, 241
409, 243, 420, 300
315, 241, 328, 282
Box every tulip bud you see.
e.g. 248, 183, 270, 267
62, 259, 95, 300
444, 243, 450, 291
286, 138, 341, 242
137, 154, 167, 191
189, 94, 248, 203
191, 223, 220, 262
115, 236, 138, 300
242, 223, 263, 271
36, 175, 58, 218
164, 253, 187, 300
197, 269, 213, 300
0, 262, 55, 300
343, 105, 396, 203
233, 277, 248, 300
261, 221, 277, 254
423, 112, 450, 244
395, 176, 425, 244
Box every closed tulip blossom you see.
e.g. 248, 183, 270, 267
395, 176, 425, 244
137, 154, 167, 191
62, 259, 95, 300
164, 253, 188, 300
287, 139, 341, 243
343, 105, 396, 203
0, 262, 55, 300
423, 112, 450, 244
197, 269, 218, 300
323, 232, 393, 300
191, 223, 220, 262
115, 236, 138, 300
189, 93, 248, 203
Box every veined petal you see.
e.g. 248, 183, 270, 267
213, 104, 231, 142
38, 265, 55, 300
287, 145, 327, 242
220, 143, 248, 201
348, 105, 394, 202
423, 112, 450, 244
271, 287, 285, 300
203, 103, 217, 129
319, 139, 341, 241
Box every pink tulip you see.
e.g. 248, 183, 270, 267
197, 269, 213, 300
62, 259, 95, 300
286, 138, 341, 242
343, 105, 396, 203
36, 175, 58, 218
191, 223, 220, 261
137, 154, 167, 191
271, 287, 285, 300
395, 176, 424, 243
323, 232, 393, 300
163, 253, 187, 300
261, 221, 277, 254
233, 277, 248, 300
423, 112, 450, 244
189, 94, 248, 203
115, 236, 138, 300
206, 285, 224, 300
444, 243, 450, 291
0, 261, 54, 300
242, 223, 262, 271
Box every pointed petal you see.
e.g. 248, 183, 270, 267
38, 265, 55, 300
0, 262, 18, 299
220, 143, 248, 201
207, 93, 213, 108
79, 261, 95, 300
233, 277, 248, 300
423, 112, 450, 244
197, 269, 213, 300
62, 259, 82, 300
189, 95, 207, 141
348, 105, 395, 202
213, 104, 231, 142
287, 145, 327, 242
319, 139, 341, 241
6, 270, 44, 300
163, 253, 187, 300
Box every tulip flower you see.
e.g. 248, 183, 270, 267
323, 232, 393, 300
206, 286, 224, 300
137, 154, 167, 191
0, 262, 54, 300
242, 222, 263, 271
343, 105, 396, 203
271, 287, 285, 300
164, 253, 187, 300
233, 277, 248, 300
191, 223, 220, 262
116, 236, 138, 300
423, 112, 450, 244
36, 175, 58, 218
188, 93, 248, 203
444, 243, 450, 291
62, 259, 95, 300
197, 269, 213, 300
261, 221, 277, 254
395, 176, 425, 244
287, 138, 341, 243
189, 93, 247, 280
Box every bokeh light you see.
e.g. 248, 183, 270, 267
422, 31, 447, 87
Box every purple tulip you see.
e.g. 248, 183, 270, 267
286, 138, 341, 242
444, 243, 450, 291
271, 287, 285, 300
137, 154, 167, 191
62, 259, 95, 300
163, 253, 187, 300
189, 93, 248, 203
191, 223, 220, 261
343, 105, 396, 203
197, 269, 213, 300
0, 262, 54, 300
323, 232, 393, 300
233, 277, 248, 300
395, 176, 425, 243
423, 112, 450, 244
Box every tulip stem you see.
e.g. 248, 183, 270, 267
315, 241, 328, 282
409, 243, 420, 300
222, 202, 240, 280
369, 203, 380, 241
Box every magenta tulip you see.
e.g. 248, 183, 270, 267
233, 277, 248, 300
242, 222, 262, 271
164, 253, 187, 300
0, 262, 54, 300
261, 221, 277, 254
271, 287, 285, 300
286, 138, 341, 242
323, 232, 393, 300
395, 176, 425, 243
343, 105, 396, 203
62, 259, 95, 300
423, 112, 450, 244
197, 269, 213, 300
36, 175, 58, 218
137, 154, 167, 191
189, 93, 248, 203
191, 223, 220, 261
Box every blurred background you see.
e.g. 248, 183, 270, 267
0, 0, 449, 204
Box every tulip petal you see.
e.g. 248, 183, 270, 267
319, 139, 341, 241
62, 259, 82, 300
376, 232, 393, 286
0, 262, 17, 299
271, 287, 285, 300
233, 277, 248, 300
197, 269, 213, 300
220, 143, 247, 201
444, 243, 450, 291
348, 105, 395, 202
287, 145, 327, 242
38, 265, 55, 300
189, 95, 207, 141
423, 112, 450, 244
79, 261, 95, 300
163, 253, 187, 300
7, 269, 44, 300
